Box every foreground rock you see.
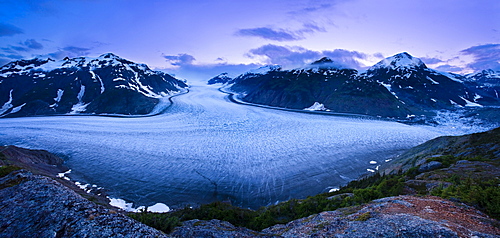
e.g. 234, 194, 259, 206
0, 170, 169, 238
263, 196, 500, 237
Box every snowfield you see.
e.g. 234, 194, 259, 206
0, 80, 464, 209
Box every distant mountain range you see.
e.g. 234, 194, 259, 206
217, 52, 500, 121
0, 53, 187, 117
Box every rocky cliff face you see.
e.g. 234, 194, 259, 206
0, 170, 169, 238
0, 53, 188, 117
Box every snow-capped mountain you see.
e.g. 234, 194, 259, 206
0, 53, 187, 117
464, 69, 500, 100
364, 52, 497, 111
208, 72, 233, 85
227, 53, 500, 120
229, 58, 411, 118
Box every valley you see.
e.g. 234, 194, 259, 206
0, 79, 452, 210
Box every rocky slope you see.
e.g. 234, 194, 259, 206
0, 53, 187, 117
227, 53, 500, 121
383, 126, 500, 174
263, 195, 499, 237
0, 170, 169, 238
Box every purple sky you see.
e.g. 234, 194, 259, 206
1, 0, 499, 79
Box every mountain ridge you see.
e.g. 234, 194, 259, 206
225, 52, 500, 121
0, 53, 188, 117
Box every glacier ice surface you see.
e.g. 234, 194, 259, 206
0, 80, 487, 209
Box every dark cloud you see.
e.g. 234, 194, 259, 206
10, 46, 28, 52
163, 53, 196, 66
0, 23, 23, 37
461, 44, 500, 71
23, 39, 43, 50
1, 39, 44, 56
421, 57, 443, 65
235, 23, 325, 42
247, 44, 368, 69
43, 46, 92, 60
435, 65, 464, 72
62, 46, 91, 55
301, 4, 333, 13
235, 27, 301, 41
0, 53, 24, 66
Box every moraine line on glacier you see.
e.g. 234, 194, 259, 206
0, 79, 458, 210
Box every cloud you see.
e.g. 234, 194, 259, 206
247, 44, 368, 69
435, 65, 464, 72
163, 53, 196, 66
235, 27, 302, 41
23, 39, 43, 50
0, 53, 24, 66
0, 39, 44, 55
421, 57, 444, 65
460, 43, 500, 71
0, 23, 23, 37
235, 23, 325, 42
43, 46, 92, 60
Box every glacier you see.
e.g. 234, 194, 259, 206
0, 79, 473, 209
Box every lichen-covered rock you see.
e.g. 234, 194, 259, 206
170, 219, 275, 238
262, 196, 500, 238
418, 161, 443, 172
0, 170, 170, 238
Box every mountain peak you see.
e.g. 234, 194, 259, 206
371, 52, 426, 71
99, 53, 121, 59
311, 57, 334, 65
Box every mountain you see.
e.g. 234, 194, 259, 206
227, 53, 500, 120
364, 52, 497, 111
464, 69, 500, 100
0, 53, 188, 117
228, 59, 411, 118
208, 72, 232, 85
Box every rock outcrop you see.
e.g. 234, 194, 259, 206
0, 170, 169, 238
263, 196, 500, 237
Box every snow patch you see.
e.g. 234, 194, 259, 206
304, 102, 330, 111
460, 97, 482, 107
9, 103, 25, 114
90, 71, 105, 93
54, 89, 64, 102
0, 89, 14, 115
329, 188, 340, 193
108, 198, 170, 213
426, 76, 440, 84
70, 85, 89, 114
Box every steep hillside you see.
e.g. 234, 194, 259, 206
0, 53, 187, 117
229, 59, 411, 118
227, 53, 500, 121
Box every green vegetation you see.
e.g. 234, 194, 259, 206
129, 155, 500, 233
431, 177, 500, 219
0, 165, 21, 178
128, 212, 181, 233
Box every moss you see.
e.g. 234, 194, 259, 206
0, 165, 22, 178
354, 212, 371, 221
